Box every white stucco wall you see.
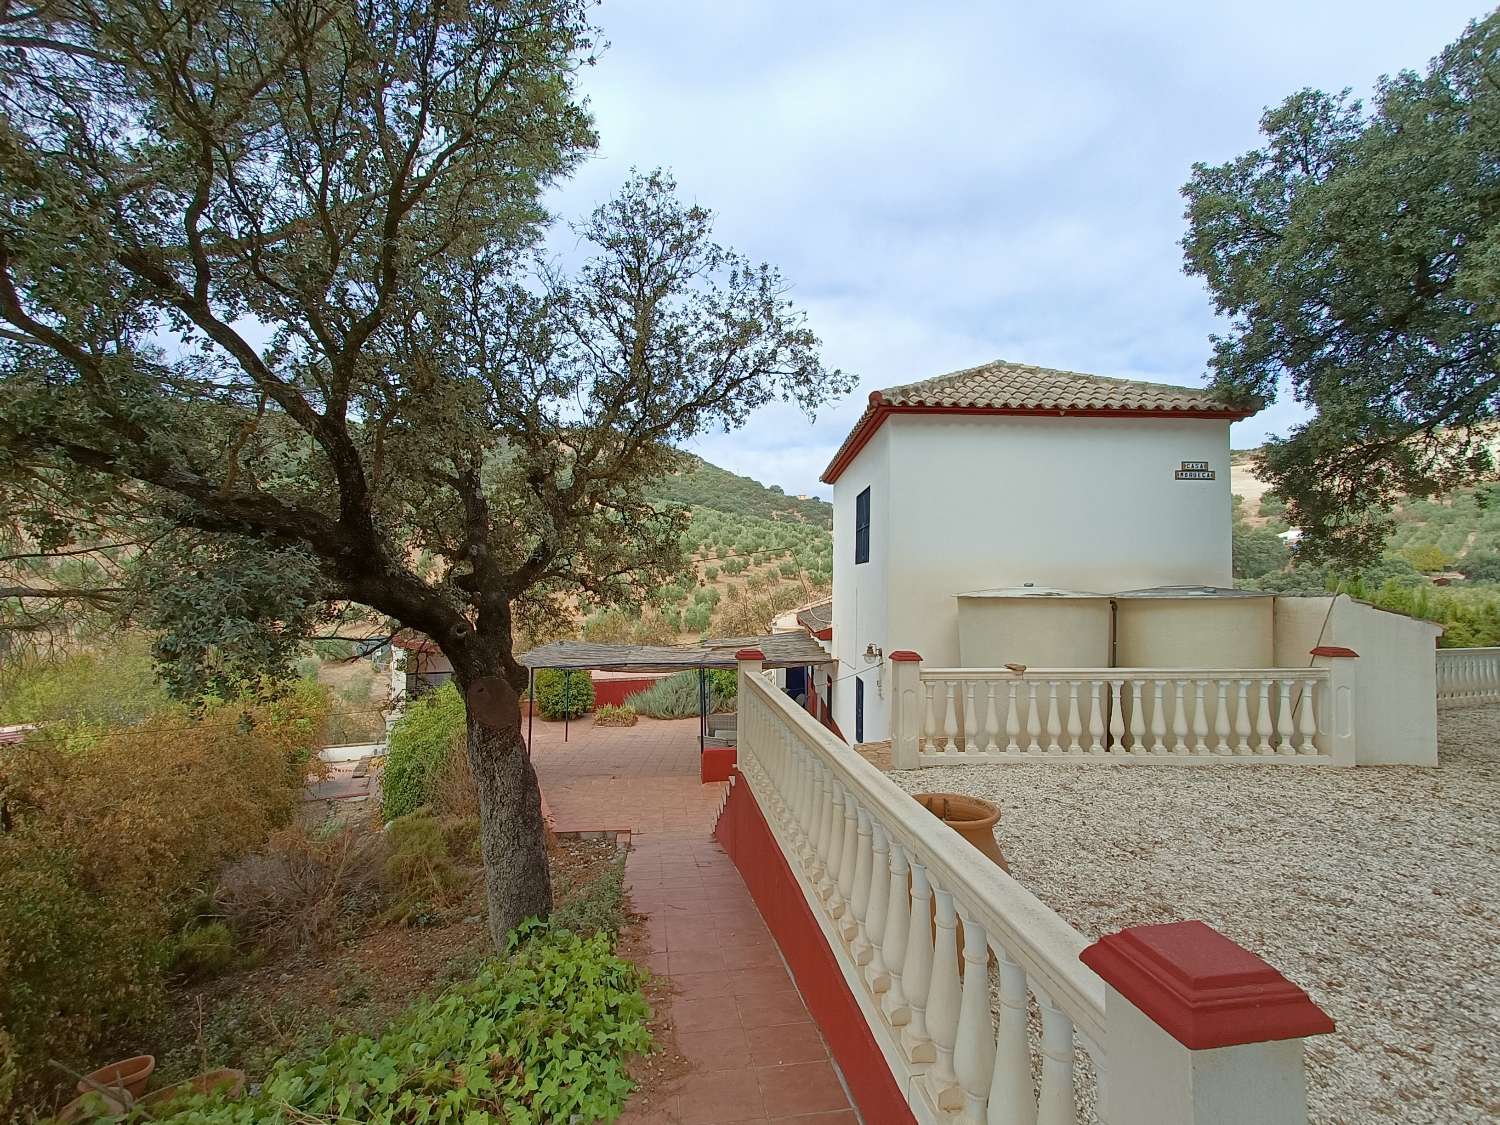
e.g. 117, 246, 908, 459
831, 425, 891, 743
1273, 594, 1442, 766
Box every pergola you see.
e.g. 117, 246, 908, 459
518, 633, 835, 750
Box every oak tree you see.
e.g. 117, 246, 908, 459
0, 0, 848, 943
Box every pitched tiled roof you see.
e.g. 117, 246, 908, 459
795, 598, 832, 635
821, 359, 1258, 483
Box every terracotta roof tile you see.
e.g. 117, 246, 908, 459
821, 359, 1257, 483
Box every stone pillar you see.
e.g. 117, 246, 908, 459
1082, 920, 1334, 1125
1309, 645, 1358, 766
888, 650, 923, 769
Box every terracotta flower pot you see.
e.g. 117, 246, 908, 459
77, 1054, 154, 1100
138, 1067, 246, 1110
912, 792, 1009, 871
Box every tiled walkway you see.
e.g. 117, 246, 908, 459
529, 715, 858, 1124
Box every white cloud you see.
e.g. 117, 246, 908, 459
549, 0, 1480, 495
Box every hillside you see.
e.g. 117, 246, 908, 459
578, 455, 834, 646
644, 453, 831, 526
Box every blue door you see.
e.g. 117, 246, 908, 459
855, 676, 864, 743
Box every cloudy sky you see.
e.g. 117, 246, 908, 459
546, 1, 1486, 499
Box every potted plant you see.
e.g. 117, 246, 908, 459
912, 792, 1009, 870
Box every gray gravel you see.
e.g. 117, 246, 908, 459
890, 706, 1500, 1124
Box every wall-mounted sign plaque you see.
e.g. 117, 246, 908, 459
1174, 460, 1215, 481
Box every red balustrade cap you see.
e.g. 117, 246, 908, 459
1310, 645, 1359, 658
1080, 920, 1335, 1050
888, 650, 923, 663
734, 648, 766, 661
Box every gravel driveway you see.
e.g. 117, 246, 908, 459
889, 706, 1500, 1124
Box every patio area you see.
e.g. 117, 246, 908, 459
528, 714, 859, 1124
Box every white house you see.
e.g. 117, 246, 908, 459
821, 359, 1252, 745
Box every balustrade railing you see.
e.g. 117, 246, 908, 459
1436, 647, 1500, 706
890, 661, 1356, 768
737, 661, 1107, 1123
732, 653, 1334, 1125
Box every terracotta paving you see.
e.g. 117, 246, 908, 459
528, 715, 859, 1124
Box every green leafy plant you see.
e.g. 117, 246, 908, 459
172, 921, 236, 981
141, 925, 651, 1125
533, 669, 595, 720
623, 671, 732, 719
381, 682, 466, 820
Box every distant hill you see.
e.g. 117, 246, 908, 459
646, 454, 832, 527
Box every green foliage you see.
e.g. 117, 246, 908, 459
0, 634, 166, 729
644, 453, 831, 528
1457, 551, 1500, 583
381, 683, 466, 821
141, 925, 651, 1125
173, 922, 237, 981
0, 689, 327, 1111
707, 669, 737, 702
383, 814, 468, 915
593, 704, 638, 727
1182, 12, 1500, 560
551, 856, 628, 939
533, 669, 595, 720
624, 671, 729, 719
1400, 542, 1454, 573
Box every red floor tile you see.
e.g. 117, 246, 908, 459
755, 1061, 851, 1118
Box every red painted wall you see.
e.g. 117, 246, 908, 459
590, 674, 665, 708
714, 776, 915, 1125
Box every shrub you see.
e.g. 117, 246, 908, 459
145, 925, 651, 1125
382, 681, 466, 819
534, 669, 595, 720
0, 688, 327, 1108
707, 668, 737, 703
552, 856, 628, 939
427, 734, 479, 818
217, 824, 383, 955
594, 704, 638, 727
683, 604, 712, 632
703, 566, 719, 581
624, 671, 732, 718
383, 812, 469, 909
172, 922, 236, 981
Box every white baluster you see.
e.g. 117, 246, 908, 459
1044, 681, 1062, 753
863, 823, 890, 988
1035, 988, 1077, 1125
1171, 679, 1189, 754
963, 681, 978, 754
1149, 680, 1167, 754
1128, 679, 1146, 753
880, 841, 911, 1019
983, 681, 1000, 754
1235, 679, 1252, 754
1299, 676, 1319, 754
942, 681, 959, 754
988, 941, 1035, 1125
847, 805, 873, 951
819, 781, 844, 903
1276, 678, 1296, 754
901, 860, 935, 1062
1107, 679, 1125, 753
1005, 681, 1021, 752
1255, 678, 1275, 754
835, 789, 858, 923
1087, 680, 1105, 754
1065, 681, 1083, 753
926, 886, 962, 1109
954, 908, 996, 1122
1025, 681, 1042, 753
1214, 679, 1232, 755
1191, 679, 1209, 755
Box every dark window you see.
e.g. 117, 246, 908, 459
854, 487, 871, 564
855, 676, 865, 743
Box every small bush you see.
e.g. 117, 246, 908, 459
217, 825, 382, 954
173, 921, 236, 981
144, 925, 652, 1125
382, 681, 466, 819
707, 668, 737, 703
594, 703, 638, 727
383, 812, 468, 907
624, 671, 731, 719
427, 732, 479, 819
534, 669, 595, 720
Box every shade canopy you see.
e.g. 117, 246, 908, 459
518, 632, 835, 673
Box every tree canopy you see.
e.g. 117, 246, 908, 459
0, 0, 849, 938
1182, 12, 1500, 561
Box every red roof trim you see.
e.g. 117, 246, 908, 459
814, 627, 833, 641
735, 648, 766, 661
1310, 645, 1359, 658
1080, 921, 1335, 1050
820, 402, 1255, 485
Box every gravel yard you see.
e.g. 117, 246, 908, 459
889, 705, 1500, 1124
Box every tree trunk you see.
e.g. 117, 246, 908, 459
463, 683, 552, 950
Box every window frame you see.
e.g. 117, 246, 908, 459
854, 486, 871, 565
